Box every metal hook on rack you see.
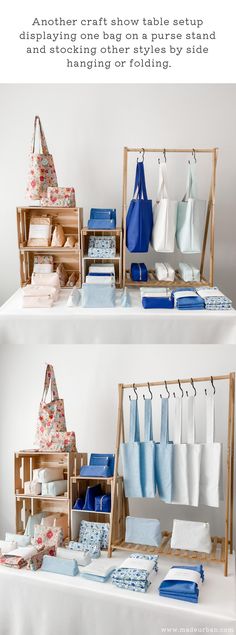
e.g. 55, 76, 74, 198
161, 380, 170, 399
178, 379, 184, 398
163, 148, 167, 163
191, 377, 197, 397
143, 382, 153, 400
129, 383, 138, 401
211, 376, 216, 395
192, 148, 197, 163
137, 148, 145, 162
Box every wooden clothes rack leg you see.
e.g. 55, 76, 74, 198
110, 374, 235, 576
122, 147, 218, 289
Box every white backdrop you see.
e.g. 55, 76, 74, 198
0, 344, 235, 540
0, 83, 236, 304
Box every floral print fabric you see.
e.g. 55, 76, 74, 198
26, 116, 58, 200
79, 520, 110, 550
33, 525, 63, 548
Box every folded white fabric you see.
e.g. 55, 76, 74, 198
33, 467, 64, 483
41, 480, 67, 497
171, 519, 212, 553
7, 546, 38, 559
24, 481, 42, 495
89, 264, 115, 274
140, 287, 171, 298
178, 263, 200, 282
5, 533, 31, 547
31, 272, 60, 291
0, 541, 17, 554
80, 559, 115, 581
155, 262, 175, 282
56, 547, 91, 566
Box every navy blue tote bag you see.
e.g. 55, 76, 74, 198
126, 161, 153, 252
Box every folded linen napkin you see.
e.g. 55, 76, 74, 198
0, 555, 27, 569
196, 287, 232, 310
41, 555, 79, 576
7, 546, 38, 559
57, 547, 91, 566
80, 560, 115, 582
172, 288, 205, 310
159, 565, 204, 603
112, 553, 158, 593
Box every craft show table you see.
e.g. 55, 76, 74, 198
0, 288, 236, 344
0, 552, 235, 635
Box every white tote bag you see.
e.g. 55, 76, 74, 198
199, 394, 222, 507
184, 396, 202, 507
171, 397, 189, 505
151, 162, 177, 253
176, 161, 206, 254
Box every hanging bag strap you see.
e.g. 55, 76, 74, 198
205, 394, 215, 443
129, 399, 140, 442
31, 115, 49, 155
186, 395, 196, 444
144, 398, 153, 441
156, 162, 169, 202
41, 364, 59, 403
172, 397, 182, 444
133, 161, 148, 201
160, 397, 170, 445
182, 161, 197, 202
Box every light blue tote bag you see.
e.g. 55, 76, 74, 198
120, 399, 142, 498
155, 398, 173, 502
140, 398, 156, 497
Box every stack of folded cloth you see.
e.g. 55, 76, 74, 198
80, 559, 115, 582
159, 564, 204, 603
196, 287, 232, 310
0, 544, 41, 570
172, 288, 205, 310
22, 272, 60, 308
57, 546, 91, 566
87, 264, 115, 284
112, 553, 158, 592
141, 288, 173, 309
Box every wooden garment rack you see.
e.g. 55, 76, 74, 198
122, 147, 218, 288
109, 373, 235, 577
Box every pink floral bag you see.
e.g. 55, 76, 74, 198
36, 364, 77, 452
26, 116, 58, 200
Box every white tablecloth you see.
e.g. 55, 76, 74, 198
0, 553, 235, 635
0, 289, 236, 344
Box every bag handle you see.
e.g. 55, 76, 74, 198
182, 161, 197, 201
160, 397, 170, 445
156, 162, 169, 201
133, 161, 148, 201
186, 395, 196, 444
31, 116, 49, 155
205, 394, 215, 443
144, 398, 153, 441
129, 399, 140, 442
41, 364, 59, 402
172, 397, 182, 444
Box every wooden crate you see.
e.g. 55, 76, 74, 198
16, 207, 83, 287
81, 228, 122, 287
14, 450, 84, 539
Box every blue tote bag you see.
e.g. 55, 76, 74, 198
140, 398, 156, 497
126, 161, 153, 253
120, 399, 142, 498
155, 398, 173, 502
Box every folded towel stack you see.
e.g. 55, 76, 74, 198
112, 553, 158, 593
197, 287, 232, 310
80, 560, 115, 582
141, 287, 173, 310
172, 288, 205, 310
159, 565, 204, 603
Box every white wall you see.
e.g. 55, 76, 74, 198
0, 83, 236, 304
0, 344, 235, 540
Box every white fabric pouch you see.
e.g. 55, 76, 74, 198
125, 517, 161, 547
178, 262, 200, 282
56, 547, 91, 566
34, 467, 64, 483
155, 262, 175, 281
31, 272, 60, 293
5, 533, 31, 547
24, 481, 42, 495
41, 480, 67, 497
171, 519, 211, 553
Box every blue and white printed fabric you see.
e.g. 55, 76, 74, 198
68, 540, 101, 559
79, 520, 110, 550
196, 287, 232, 310
112, 553, 158, 593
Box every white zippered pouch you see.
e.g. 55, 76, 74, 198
171, 519, 211, 553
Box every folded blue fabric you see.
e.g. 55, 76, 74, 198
41, 555, 78, 576
171, 288, 205, 311
159, 565, 204, 603
142, 297, 174, 309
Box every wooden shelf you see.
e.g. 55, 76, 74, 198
125, 270, 209, 288
82, 228, 122, 235
16, 494, 69, 501
111, 533, 226, 564
72, 476, 116, 483
84, 256, 120, 261
72, 509, 111, 516
19, 247, 79, 254
81, 228, 123, 288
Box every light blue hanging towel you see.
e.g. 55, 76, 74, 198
120, 399, 142, 498
155, 398, 173, 502
140, 398, 156, 497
